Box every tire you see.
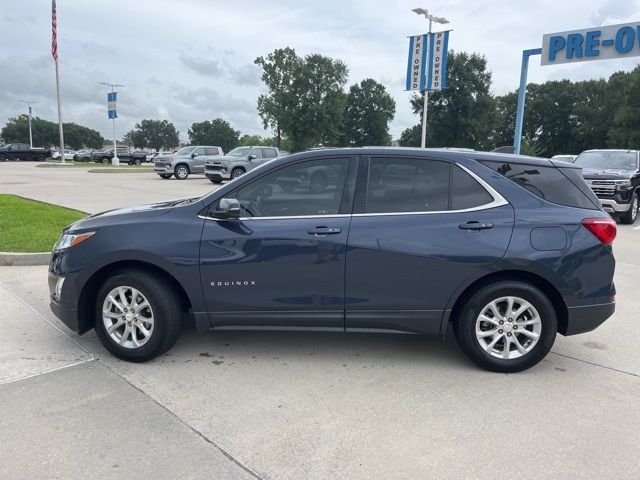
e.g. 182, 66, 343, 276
35, 153, 46, 162
133, 158, 142, 166
159, 174, 172, 179
620, 193, 639, 225
209, 177, 222, 184
94, 270, 183, 362
453, 281, 557, 373
102, 157, 110, 164
231, 167, 244, 179
309, 173, 327, 194
174, 164, 189, 180
0, 154, 7, 161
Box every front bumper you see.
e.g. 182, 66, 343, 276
563, 301, 615, 336
599, 199, 631, 213
48, 268, 85, 333
154, 165, 172, 173
205, 166, 231, 180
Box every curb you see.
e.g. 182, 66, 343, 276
0, 252, 50, 266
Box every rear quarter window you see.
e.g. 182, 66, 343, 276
481, 161, 598, 210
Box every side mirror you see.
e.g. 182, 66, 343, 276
212, 198, 241, 219
248, 154, 256, 160
191, 152, 198, 158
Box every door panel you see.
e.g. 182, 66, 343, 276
199, 156, 356, 330
345, 206, 514, 334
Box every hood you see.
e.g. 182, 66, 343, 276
68, 198, 199, 231
581, 168, 634, 180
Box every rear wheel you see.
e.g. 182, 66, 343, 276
174, 164, 189, 180
620, 193, 639, 225
102, 157, 110, 164
94, 270, 183, 362
453, 281, 557, 372
35, 153, 46, 162
209, 177, 222, 184
0, 154, 7, 161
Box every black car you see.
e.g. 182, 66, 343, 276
92, 147, 149, 165
49, 148, 616, 372
575, 149, 640, 224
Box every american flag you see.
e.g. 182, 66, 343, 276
51, 0, 58, 60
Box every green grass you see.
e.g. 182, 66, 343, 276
0, 195, 87, 252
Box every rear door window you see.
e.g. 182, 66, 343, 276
204, 147, 220, 155
481, 161, 598, 210
262, 148, 278, 159
364, 157, 450, 213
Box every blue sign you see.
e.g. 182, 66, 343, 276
107, 91, 117, 119
405, 31, 450, 91
542, 21, 640, 65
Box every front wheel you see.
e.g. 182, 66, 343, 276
231, 168, 245, 179
94, 270, 183, 362
133, 158, 142, 166
620, 193, 639, 225
453, 281, 557, 373
209, 177, 222, 184
174, 164, 189, 180
102, 157, 110, 164
159, 174, 172, 179
36, 153, 46, 162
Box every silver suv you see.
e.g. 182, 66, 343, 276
155, 146, 224, 180
204, 146, 280, 183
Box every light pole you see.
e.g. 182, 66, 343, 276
19, 100, 39, 148
100, 82, 125, 165
411, 8, 449, 148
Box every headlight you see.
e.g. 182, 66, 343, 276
614, 179, 632, 190
222, 160, 230, 166
54, 231, 95, 251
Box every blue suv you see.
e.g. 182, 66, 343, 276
49, 148, 616, 372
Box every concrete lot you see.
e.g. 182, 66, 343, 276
1, 161, 639, 479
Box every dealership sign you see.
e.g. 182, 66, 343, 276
107, 91, 117, 119
405, 31, 450, 91
542, 21, 640, 65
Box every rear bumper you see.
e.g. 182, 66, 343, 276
562, 302, 615, 336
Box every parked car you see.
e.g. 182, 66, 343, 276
73, 149, 95, 162
49, 148, 616, 372
551, 154, 577, 163
204, 146, 281, 183
91, 147, 149, 165
154, 146, 224, 179
0, 143, 51, 161
51, 149, 76, 161
575, 149, 640, 224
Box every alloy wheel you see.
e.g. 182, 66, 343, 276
475, 296, 542, 360
102, 286, 155, 349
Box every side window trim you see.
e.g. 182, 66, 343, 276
352, 160, 507, 217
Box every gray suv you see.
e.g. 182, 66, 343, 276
155, 146, 224, 180
204, 146, 280, 183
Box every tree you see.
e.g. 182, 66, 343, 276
126, 119, 179, 151
409, 51, 496, 150
188, 118, 239, 152
342, 78, 395, 146
608, 66, 640, 148
255, 48, 301, 149
256, 48, 349, 151
123, 129, 147, 149
0, 115, 104, 148
399, 125, 421, 147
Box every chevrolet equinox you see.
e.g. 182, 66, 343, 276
49, 148, 616, 372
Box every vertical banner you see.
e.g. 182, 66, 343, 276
405, 34, 429, 91
107, 91, 118, 119
427, 30, 450, 90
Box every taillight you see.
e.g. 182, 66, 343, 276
582, 218, 617, 245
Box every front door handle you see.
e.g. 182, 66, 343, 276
459, 221, 494, 231
307, 226, 342, 236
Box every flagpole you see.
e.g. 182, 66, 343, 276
55, 58, 65, 164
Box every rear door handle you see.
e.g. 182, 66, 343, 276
307, 226, 342, 236
459, 221, 494, 231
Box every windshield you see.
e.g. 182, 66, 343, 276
175, 146, 196, 156
227, 147, 252, 157
574, 152, 638, 171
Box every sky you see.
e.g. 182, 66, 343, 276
1, 0, 640, 145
